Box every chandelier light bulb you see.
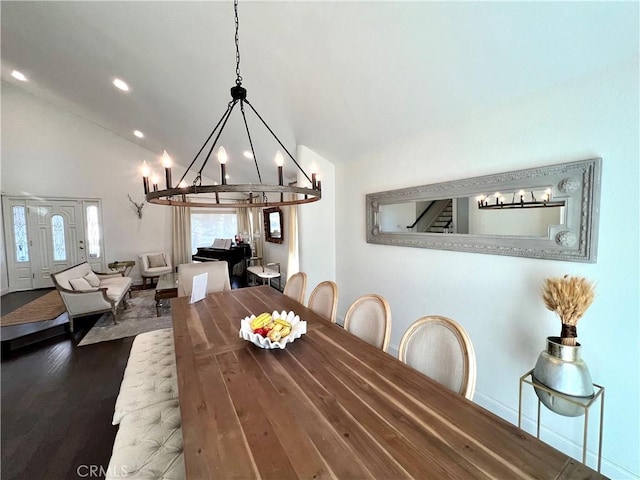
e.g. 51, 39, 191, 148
179, 180, 188, 188
141, 161, 151, 194
274, 151, 284, 167
141, 161, 150, 177
161, 150, 172, 168
217, 146, 228, 164
218, 147, 228, 185
161, 150, 173, 188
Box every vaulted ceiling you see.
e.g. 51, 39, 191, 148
1, 1, 637, 182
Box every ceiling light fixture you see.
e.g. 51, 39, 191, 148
142, 0, 321, 208
113, 78, 130, 91
11, 70, 28, 82
133, 130, 144, 138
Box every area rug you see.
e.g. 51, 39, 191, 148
1, 290, 66, 327
78, 290, 172, 346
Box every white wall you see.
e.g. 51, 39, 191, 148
1, 82, 173, 285
298, 145, 336, 304
336, 57, 639, 478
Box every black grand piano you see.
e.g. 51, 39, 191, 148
192, 243, 252, 280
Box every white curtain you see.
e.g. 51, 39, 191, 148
250, 207, 263, 260
236, 208, 251, 241
286, 200, 299, 280
172, 205, 191, 268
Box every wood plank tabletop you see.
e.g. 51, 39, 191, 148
172, 286, 605, 480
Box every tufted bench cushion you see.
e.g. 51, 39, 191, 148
106, 399, 185, 480
113, 328, 179, 425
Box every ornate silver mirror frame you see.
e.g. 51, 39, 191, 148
366, 158, 601, 262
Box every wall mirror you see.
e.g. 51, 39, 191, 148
366, 158, 601, 262
264, 207, 284, 244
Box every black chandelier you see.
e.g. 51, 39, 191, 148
142, 0, 321, 208
477, 189, 565, 210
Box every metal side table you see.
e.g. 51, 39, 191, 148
107, 260, 135, 277
518, 369, 604, 472
155, 272, 178, 316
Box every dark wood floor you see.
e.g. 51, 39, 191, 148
1, 290, 133, 479
1, 331, 134, 480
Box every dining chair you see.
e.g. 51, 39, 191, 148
307, 281, 338, 323
343, 294, 392, 352
398, 315, 477, 400
177, 261, 231, 297
283, 272, 307, 304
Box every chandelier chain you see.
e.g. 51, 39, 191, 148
234, 0, 242, 86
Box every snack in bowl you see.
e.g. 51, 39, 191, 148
240, 310, 306, 349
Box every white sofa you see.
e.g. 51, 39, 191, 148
51, 262, 133, 332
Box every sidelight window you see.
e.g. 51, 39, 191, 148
12, 205, 29, 262
86, 205, 101, 258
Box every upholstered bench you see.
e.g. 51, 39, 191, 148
108, 328, 185, 479
113, 328, 179, 425
107, 399, 184, 480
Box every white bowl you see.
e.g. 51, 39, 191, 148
239, 310, 307, 349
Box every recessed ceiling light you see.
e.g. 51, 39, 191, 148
113, 78, 130, 92
243, 151, 253, 159
11, 70, 28, 82
133, 130, 144, 138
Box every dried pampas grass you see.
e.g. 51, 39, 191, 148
542, 275, 595, 346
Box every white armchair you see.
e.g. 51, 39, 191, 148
139, 252, 173, 288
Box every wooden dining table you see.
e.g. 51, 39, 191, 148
171, 286, 604, 479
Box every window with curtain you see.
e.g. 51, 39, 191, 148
190, 209, 238, 254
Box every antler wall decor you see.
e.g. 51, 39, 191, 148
127, 194, 145, 219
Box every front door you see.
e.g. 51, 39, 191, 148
29, 200, 86, 288
2, 196, 105, 291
